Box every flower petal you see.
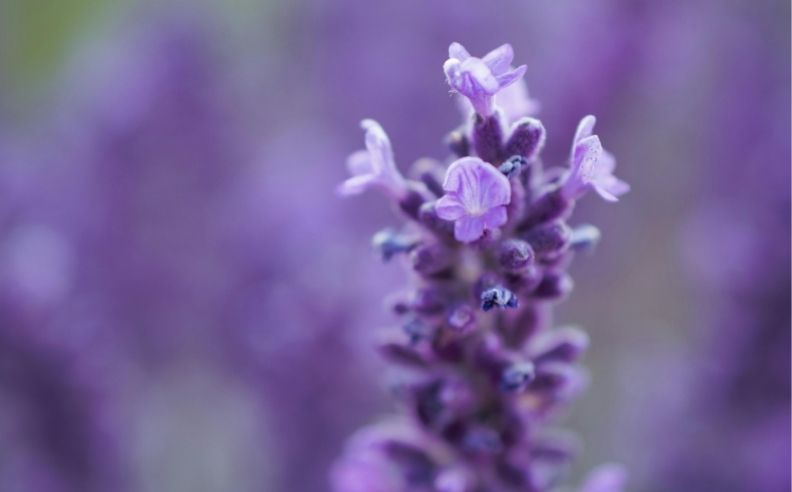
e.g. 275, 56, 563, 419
346, 150, 372, 176
572, 115, 597, 160
477, 164, 512, 209
454, 216, 485, 243
480, 206, 507, 229
573, 135, 604, 180
361, 119, 393, 173
482, 43, 514, 74
448, 42, 471, 61
494, 65, 526, 89
435, 194, 467, 220
337, 175, 376, 196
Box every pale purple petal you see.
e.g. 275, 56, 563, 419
477, 165, 511, 209
435, 194, 467, 221
337, 174, 376, 196
573, 115, 597, 146
454, 216, 485, 243
481, 43, 514, 74
448, 42, 471, 61
574, 135, 604, 179
493, 80, 540, 121
579, 464, 627, 492
494, 65, 527, 89
593, 175, 630, 202
461, 59, 499, 93
480, 206, 507, 229
362, 119, 394, 173
346, 150, 372, 176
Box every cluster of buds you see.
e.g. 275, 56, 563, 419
333, 42, 629, 492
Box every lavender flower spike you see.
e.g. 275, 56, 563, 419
435, 157, 511, 242
338, 119, 408, 199
561, 115, 630, 202
444, 42, 527, 117
334, 41, 629, 492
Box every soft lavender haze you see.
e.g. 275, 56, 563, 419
0, 1, 788, 491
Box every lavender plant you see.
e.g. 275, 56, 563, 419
332, 43, 629, 492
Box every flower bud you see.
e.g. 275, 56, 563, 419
372, 228, 419, 261
523, 221, 572, 256
504, 117, 545, 160
498, 239, 535, 272
481, 286, 519, 311
498, 155, 527, 179
410, 242, 454, 276
570, 224, 601, 253
519, 188, 572, 230
445, 129, 470, 158
529, 326, 589, 363
531, 273, 573, 300
471, 113, 504, 164
500, 361, 536, 392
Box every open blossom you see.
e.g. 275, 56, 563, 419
435, 157, 511, 243
562, 115, 630, 202
337, 119, 408, 199
443, 42, 527, 117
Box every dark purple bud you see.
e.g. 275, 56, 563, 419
523, 222, 572, 256
530, 362, 588, 398
372, 229, 420, 261
505, 265, 543, 294
411, 158, 446, 197
500, 361, 536, 392
520, 188, 572, 230
378, 340, 428, 368
462, 426, 502, 454
410, 243, 454, 276
472, 113, 503, 164
504, 117, 546, 160
411, 287, 448, 315
445, 129, 470, 158
398, 187, 427, 220
530, 326, 589, 363
498, 239, 535, 271
532, 273, 574, 300
498, 155, 527, 179
481, 286, 519, 311
497, 302, 546, 348
418, 202, 455, 240
447, 304, 476, 333
403, 316, 435, 342
570, 224, 601, 253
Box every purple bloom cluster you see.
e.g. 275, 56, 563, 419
334, 43, 629, 491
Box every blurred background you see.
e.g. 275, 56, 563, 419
0, 0, 789, 491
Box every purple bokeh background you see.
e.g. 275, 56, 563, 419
0, 1, 789, 491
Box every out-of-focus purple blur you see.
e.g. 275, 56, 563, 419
0, 1, 788, 491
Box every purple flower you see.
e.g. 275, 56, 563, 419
561, 115, 630, 202
443, 42, 527, 117
338, 119, 408, 199
434, 157, 511, 243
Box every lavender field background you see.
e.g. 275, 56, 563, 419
0, 1, 789, 491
